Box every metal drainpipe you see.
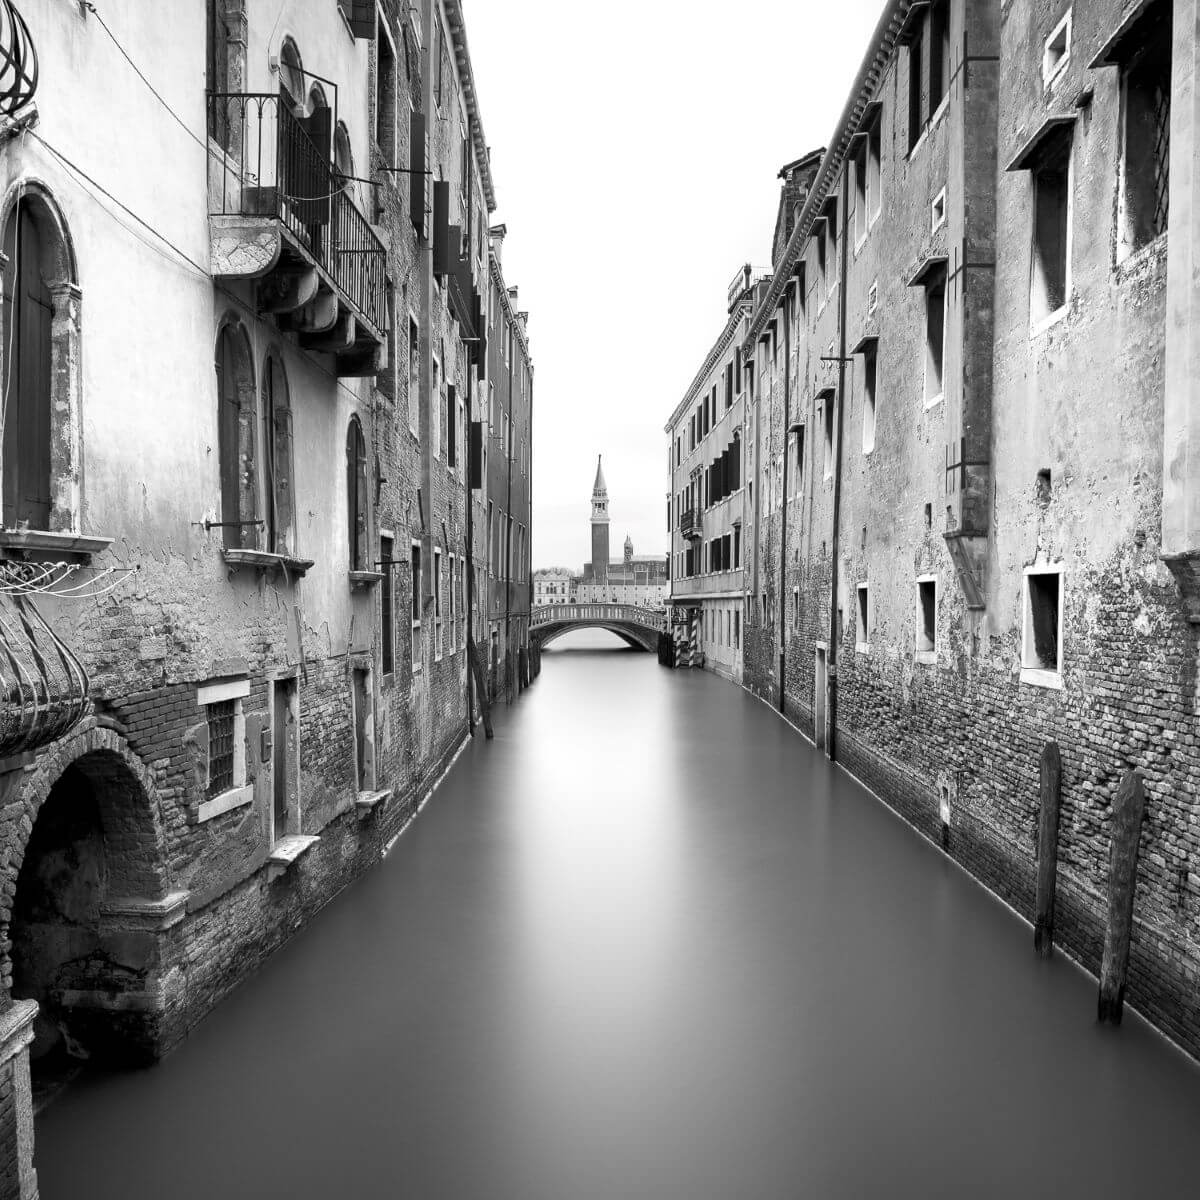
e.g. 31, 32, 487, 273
827, 166, 851, 762
778, 285, 792, 715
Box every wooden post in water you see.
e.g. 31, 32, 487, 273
467, 635, 494, 740
1034, 741, 1062, 957
1098, 769, 1146, 1024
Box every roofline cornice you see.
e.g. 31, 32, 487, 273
443, 0, 497, 213
488, 249, 533, 368
664, 302, 753, 434
742, 0, 911, 356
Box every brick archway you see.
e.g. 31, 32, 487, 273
1, 721, 169, 996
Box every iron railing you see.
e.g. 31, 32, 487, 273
208, 92, 386, 333
531, 604, 666, 631
680, 508, 701, 540
0, 592, 88, 757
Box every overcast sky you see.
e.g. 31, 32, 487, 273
467, 0, 884, 571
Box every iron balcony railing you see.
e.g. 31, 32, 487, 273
0, 592, 88, 757
680, 508, 701, 540
208, 91, 386, 333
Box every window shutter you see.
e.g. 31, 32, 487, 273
272, 403, 294, 555
432, 182, 451, 278
469, 420, 483, 489
409, 111, 428, 234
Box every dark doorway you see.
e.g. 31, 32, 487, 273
273, 678, 296, 841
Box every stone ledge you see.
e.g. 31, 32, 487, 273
223, 548, 315, 578
266, 835, 320, 881
100, 891, 188, 931
349, 569, 385, 588
355, 788, 390, 818
0, 529, 113, 562
196, 784, 253, 823
0, 1000, 37, 1067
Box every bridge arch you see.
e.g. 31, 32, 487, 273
530, 604, 665, 655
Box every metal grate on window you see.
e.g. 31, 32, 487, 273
1152, 76, 1170, 238
207, 699, 236, 798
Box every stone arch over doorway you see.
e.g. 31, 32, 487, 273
3, 722, 177, 1071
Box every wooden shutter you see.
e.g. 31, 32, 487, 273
409, 112, 427, 234
469, 420, 483, 489
217, 333, 242, 549
432, 182, 450, 278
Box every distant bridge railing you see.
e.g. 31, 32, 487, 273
531, 604, 666, 631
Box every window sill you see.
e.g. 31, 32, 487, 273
223, 549, 314, 577
1020, 666, 1063, 690
1031, 303, 1069, 338
855, 642, 871, 654
915, 650, 938, 666
350, 569, 384, 588
0, 529, 113, 563
356, 788, 391, 818
197, 783, 253, 823
924, 392, 944, 410
267, 834, 320, 881
908, 94, 950, 161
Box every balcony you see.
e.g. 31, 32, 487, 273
207, 93, 387, 377
680, 509, 701, 541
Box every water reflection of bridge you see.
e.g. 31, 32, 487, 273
530, 604, 666, 653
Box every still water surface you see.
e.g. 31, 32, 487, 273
38, 632, 1200, 1198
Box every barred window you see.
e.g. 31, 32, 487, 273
207, 700, 236, 797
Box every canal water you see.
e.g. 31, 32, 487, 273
36, 631, 1200, 1198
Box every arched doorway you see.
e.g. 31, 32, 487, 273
6, 738, 172, 1099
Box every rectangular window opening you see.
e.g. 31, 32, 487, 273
924, 276, 946, 402
1023, 568, 1063, 682
917, 578, 937, 657
1031, 137, 1071, 324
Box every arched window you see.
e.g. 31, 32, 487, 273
1, 190, 79, 535
279, 38, 305, 107
346, 417, 368, 571
215, 321, 256, 550
2, 203, 51, 529
261, 352, 294, 555
334, 121, 355, 196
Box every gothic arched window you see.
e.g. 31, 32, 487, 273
346, 416, 368, 571
261, 352, 294, 555
215, 321, 257, 550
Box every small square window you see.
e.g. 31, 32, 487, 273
1021, 566, 1063, 687
931, 187, 947, 233
1043, 11, 1072, 89
916, 576, 937, 662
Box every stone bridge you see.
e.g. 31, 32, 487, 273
530, 604, 666, 653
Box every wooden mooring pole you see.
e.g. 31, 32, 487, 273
1098, 769, 1146, 1024
1034, 741, 1062, 957
468, 635, 494, 740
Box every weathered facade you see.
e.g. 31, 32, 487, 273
671, 0, 1200, 1063
480, 225, 534, 705
0, 2, 532, 1193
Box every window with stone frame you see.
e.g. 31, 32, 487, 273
916, 576, 938, 662
215, 321, 257, 549
346, 416, 369, 571
1030, 131, 1072, 325
261, 352, 295, 555
1117, 2, 1172, 259
434, 546, 443, 660
380, 533, 395, 675
1, 190, 82, 537
408, 313, 419, 434
1021, 564, 1063, 687
906, 0, 951, 152
375, 23, 397, 165
924, 270, 946, 403
196, 677, 251, 821
411, 540, 423, 672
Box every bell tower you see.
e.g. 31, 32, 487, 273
591, 455, 610, 584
